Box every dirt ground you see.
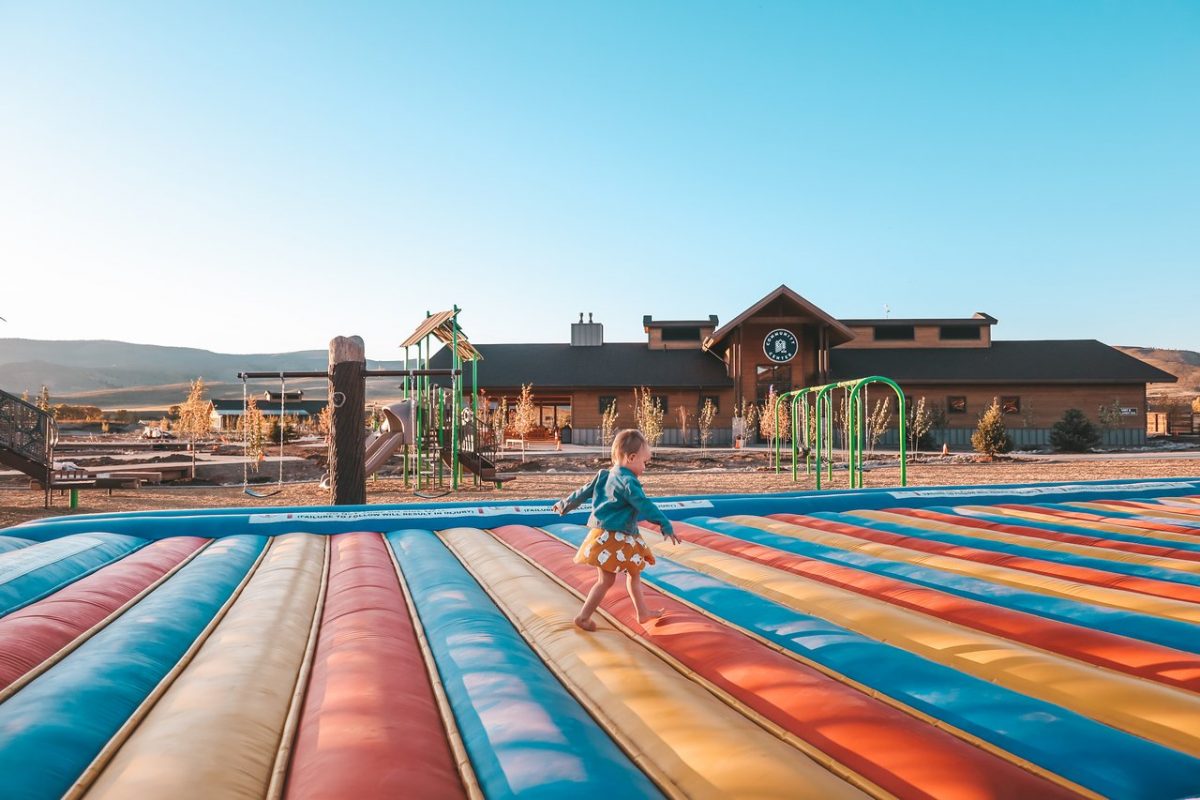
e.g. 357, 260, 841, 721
3, 449, 1198, 530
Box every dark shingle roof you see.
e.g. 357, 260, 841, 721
429, 343, 733, 389
830, 340, 1178, 384
211, 398, 328, 415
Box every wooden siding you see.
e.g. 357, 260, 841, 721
839, 325, 992, 349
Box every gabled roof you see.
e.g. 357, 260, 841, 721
829, 340, 1178, 384
429, 343, 733, 390
210, 398, 328, 416
703, 285, 856, 351
399, 310, 482, 362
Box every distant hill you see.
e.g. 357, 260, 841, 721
1115, 346, 1200, 395
0, 338, 410, 411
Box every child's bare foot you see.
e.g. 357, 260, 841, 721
637, 608, 665, 624
574, 616, 597, 631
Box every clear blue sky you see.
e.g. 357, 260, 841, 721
2, 2, 1196, 356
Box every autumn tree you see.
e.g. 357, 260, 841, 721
175, 378, 211, 477
972, 399, 1013, 457
601, 398, 619, 446
758, 387, 791, 447
633, 387, 664, 445
239, 396, 267, 471
698, 398, 716, 449
512, 384, 537, 441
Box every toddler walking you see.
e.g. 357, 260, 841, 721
552, 429, 680, 630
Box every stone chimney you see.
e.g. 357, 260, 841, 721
571, 312, 604, 346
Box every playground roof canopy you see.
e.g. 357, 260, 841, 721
400, 310, 483, 362
830, 339, 1178, 384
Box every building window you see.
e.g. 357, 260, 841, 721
653, 395, 669, 413
1001, 396, 1021, 415
699, 395, 721, 414
947, 396, 967, 414
599, 395, 617, 414
662, 327, 700, 342
755, 364, 791, 402
874, 325, 915, 341
939, 325, 981, 340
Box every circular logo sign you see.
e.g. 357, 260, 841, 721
763, 329, 798, 363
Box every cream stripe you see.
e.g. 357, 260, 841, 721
82, 533, 325, 800
65, 537, 271, 800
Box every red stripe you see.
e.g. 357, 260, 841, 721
0, 537, 208, 692
682, 521, 1200, 693
284, 532, 464, 800
495, 524, 1075, 800
1102, 499, 1200, 519
887, 507, 1200, 563
771, 512, 1200, 606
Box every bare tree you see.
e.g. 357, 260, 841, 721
601, 398, 619, 446
175, 378, 211, 477
865, 397, 892, 455
698, 398, 716, 449
633, 387, 664, 445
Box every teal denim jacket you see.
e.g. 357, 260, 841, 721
559, 467, 674, 537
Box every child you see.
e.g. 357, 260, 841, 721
552, 428, 681, 630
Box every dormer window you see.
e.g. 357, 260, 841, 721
661, 327, 701, 342
873, 325, 914, 341
940, 325, 981, 340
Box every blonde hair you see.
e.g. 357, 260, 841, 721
611, 429, 648, 465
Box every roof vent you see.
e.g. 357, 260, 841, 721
571, 312, 603, 346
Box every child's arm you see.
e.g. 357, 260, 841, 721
552, 470, 601, 515
620, 478, 680, 544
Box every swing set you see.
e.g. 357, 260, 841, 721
772, 375, 908, 490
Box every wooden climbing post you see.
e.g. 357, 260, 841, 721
329, 336, 366, 505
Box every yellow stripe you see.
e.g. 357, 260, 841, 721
661, 536, 1200, 757
852, 509, 1200, 574
83, 533, 325, 800
266, 537, 331, 799
440, 527, 869, 800
730, 515, 1200, 625
497, 528, 895, 799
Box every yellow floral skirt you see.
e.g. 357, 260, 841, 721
574, 528, 655, 574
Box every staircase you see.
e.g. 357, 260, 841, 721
0, 389, 57, 486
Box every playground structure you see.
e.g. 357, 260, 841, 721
237, 310, 513, 503
3, 478, 1200, 798
774, 375, 908, 490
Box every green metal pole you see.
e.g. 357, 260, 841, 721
451, 305, 460, 490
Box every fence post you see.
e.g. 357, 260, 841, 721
329, 336, 366, 505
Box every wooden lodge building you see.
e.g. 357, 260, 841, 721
209, 390, 327, 433
431, 285, 1174, 448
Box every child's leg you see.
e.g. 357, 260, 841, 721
575, 568, 616, 631
626, 570, 664, 623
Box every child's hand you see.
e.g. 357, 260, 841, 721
552, 500, 567, 516
663, 529, 680, 545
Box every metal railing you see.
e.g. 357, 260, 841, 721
0, 388, 57, 471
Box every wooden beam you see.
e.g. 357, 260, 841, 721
329, 336, 366, 505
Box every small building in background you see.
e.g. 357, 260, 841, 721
209, 390, 327, 433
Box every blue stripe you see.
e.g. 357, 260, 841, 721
828, 512, 1200, 587
1041, 502, 1200, 529
387, 529, 661, 800
687, 516, 1200, 656
0, 536, 34, 555
8, 478, 1200, 541
544, 522, 1200, 800
0, 534, 146, 617
0, 535, 265, 800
